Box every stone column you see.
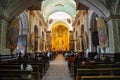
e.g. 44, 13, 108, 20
106, 15, 120, 53
38, 38, 41, 52
74, 33, 77, 52
74, 41, 77, 52
43, 40, 45, 52
43, 32, 46, 52
79, 37, 82, 52
0, 17, 10, 54
88, 29, 92, 52
41, 40, 43, 52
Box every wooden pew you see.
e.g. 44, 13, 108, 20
81, 76, 120, 80
0, 65, 40, 80
29, 60, 49, 73
30, 62, 45, 79
9, 59, 49, 74
0, 57, 50, 79
0, 61, 46, 79
76, 63, 120, 69
0, 69, 32, 80
76, 68, 120, 80
0, 54, 16, 61
0, 77, 30, 80
73, 63, 120, 78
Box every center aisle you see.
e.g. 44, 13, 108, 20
42, 54, 73, 80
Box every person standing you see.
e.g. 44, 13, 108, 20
17, 45, 26, 62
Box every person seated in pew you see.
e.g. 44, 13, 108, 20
47, 51, 51, 60
41, 52, 46, 61
94, 54, 101, 63
20, 58, 33, 80
34, 52, 41, 61
69, 54, 76, 62
74, 53, 87, 65
103, 55, 111, 64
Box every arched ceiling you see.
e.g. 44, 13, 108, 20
2, 0, 110, 22
76, 0, 110, 17
41, 0, 76, 22
48, 12, 73, 31
48, 12, 72, 20
4, 0, 42, 20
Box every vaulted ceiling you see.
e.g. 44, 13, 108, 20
41, 0, 76, 22
1, 0, 119, 21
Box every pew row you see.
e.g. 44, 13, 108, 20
80, 76, 120, 80
0, 70, 32, 80
76, 68, 120, 80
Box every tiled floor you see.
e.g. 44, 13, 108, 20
42, 54, 73, 80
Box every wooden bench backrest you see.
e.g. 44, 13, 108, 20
76, 68, 120, 80
77, 68, 120, 75
81, 76, 120, 80
76, 64, 120, 69
0, 64, 39, 72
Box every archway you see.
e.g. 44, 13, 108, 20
0, 0, 111, 54
51, 22, 70, 51
76, 0, 110, 17
17, 12, 28, 48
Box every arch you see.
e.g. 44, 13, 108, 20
48, 12, 73, 31
51, 21, 69, 31
90, 12, 98, 31
17, 12, 28, 49
4, 0, 41, 20
48, 11, 72, 21
19, 12, 28, 35
41, 0, 76, 22
51, 21, 70, 51
76, 0, 110, 17
47, 11, 73, 22
3, 0, 110, 22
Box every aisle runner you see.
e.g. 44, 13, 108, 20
42, 54, 73, 80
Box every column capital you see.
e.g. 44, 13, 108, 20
0, 15, 9, 22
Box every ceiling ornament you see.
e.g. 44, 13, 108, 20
67, 18, 71, 24
49, 19, 53, 24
